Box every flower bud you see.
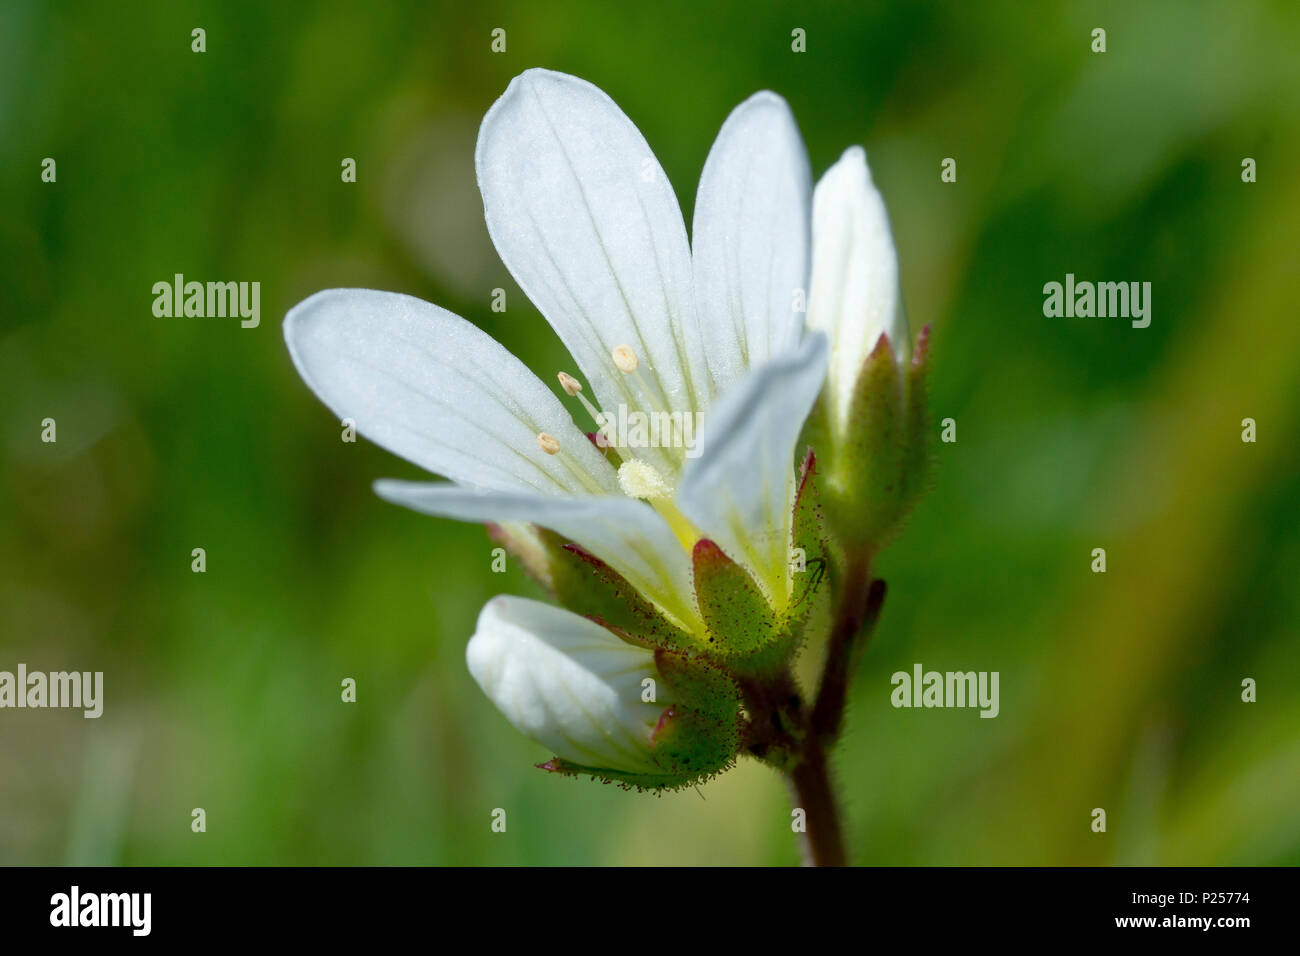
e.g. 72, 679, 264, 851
803, 145, 931, 557
812, 329, 932, 555
468, 595, 738, 789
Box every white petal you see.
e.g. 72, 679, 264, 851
284, 288, 617, 496
806, 147, 908, 429
692, 91, 812, 392
677, 333, 829, 605
373, 480, 700, 633
467, 596, 664, 773
476, 69, 711, 435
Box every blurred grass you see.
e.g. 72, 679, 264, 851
1, 0, 1298, 864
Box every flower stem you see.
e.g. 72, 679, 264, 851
794, 558, 886, 866
741, 560, 886, 866
787, 733, 847, 866
812, 565, 887, 744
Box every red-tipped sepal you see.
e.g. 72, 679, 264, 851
541, 530, 698, 653
692, 538, 795, 676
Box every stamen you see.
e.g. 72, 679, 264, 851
612, 345, 639, 373
537, 432, 561, 455
558, 369, 606, 435
557, 371, 582, 396
609, 346, 670, 463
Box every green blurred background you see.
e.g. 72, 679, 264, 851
2, 0, 1298, 865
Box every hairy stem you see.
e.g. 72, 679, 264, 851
787, 733, 847, 866
793, 559, 886, 866
812, 563, 886, 744
741, 560, 886, 866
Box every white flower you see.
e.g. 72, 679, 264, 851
285, 69, 826, 633
284, 69, 909, 778
466, 595, 666, 774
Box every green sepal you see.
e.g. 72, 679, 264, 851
533, 756, 705, 792
692, 538, 795, 676
824, 332, 913, 551
653, 648, 742, 722
787, 448, 831, 636
541, 529, 698, 653
536, 702, 739, 792
648, 704, 739, 781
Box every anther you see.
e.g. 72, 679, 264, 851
612, 345, 639, 373
537, 432, 561, 455
559, 369, 606, 429
557, 371, 582, 396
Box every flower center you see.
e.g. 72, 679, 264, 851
552, 346, 701, 551
617, 459, 671, 500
